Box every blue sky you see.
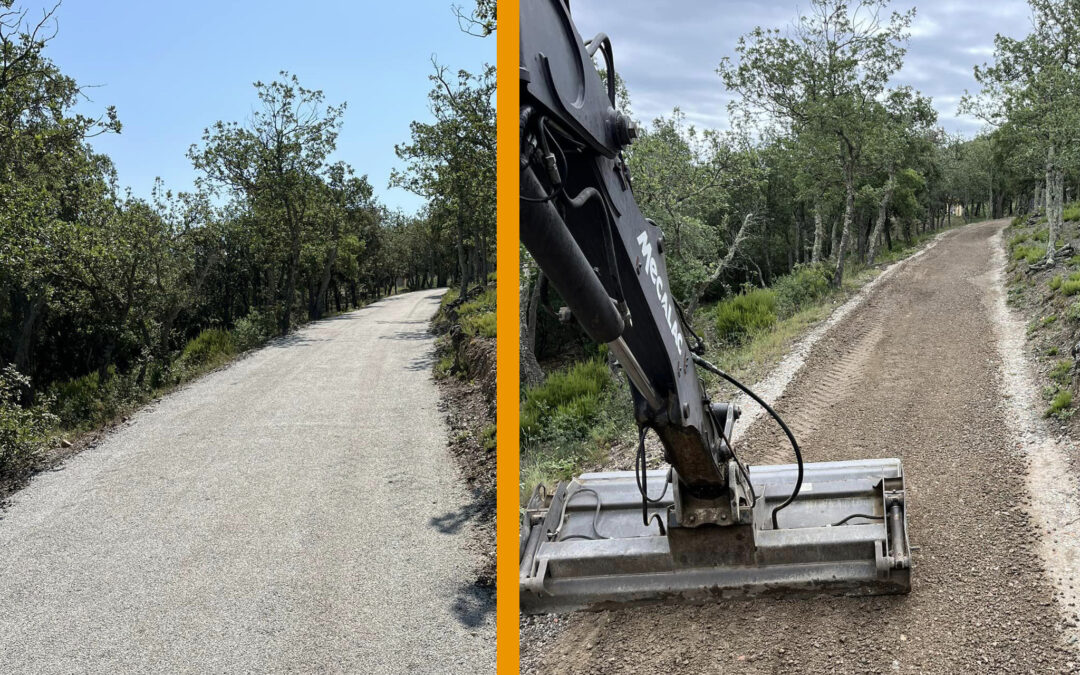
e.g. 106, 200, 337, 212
569, 0, 1031, 135
20, 0, 493, 213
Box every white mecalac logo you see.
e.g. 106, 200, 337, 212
637, 230, 684, 357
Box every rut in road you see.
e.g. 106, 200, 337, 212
0, 289, 493, 674
528, 221, 1075, 674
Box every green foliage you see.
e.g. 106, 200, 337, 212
1049, 359, 1073, 384
481, 424, 497, 452
1062, 280, 1080, 296
0, 367, 57, 481
772, 264, 833, 317
1065, 203, 1080, 222
178, 329, 237, 369
457, 287, 497, 338
1050, 274, 1063, 290
1046, 389, 1073, 417
462, 312, 496, 338
434, 353, 455, 379
1048, 345, 1059, 356
1013, 245, 1045, 264
520, 358, 611, 441
231, 310, 274, 351
714, 288, 778, 343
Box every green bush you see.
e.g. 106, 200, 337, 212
1062, 280, 1080, 296
51, 369, 111, 429
462, 311, 496, 338
1046, 389, 1073, 417
1050, 359, 1073, 384
178, 329, 236, 368
714, 288, 778, 343
231, 309, 273, 351
1013, 244, 1044, 264
0, 366, 57, 480
521, 358, 611, 440
1050, 275, 1063, 291
772, 264, 833, 317
481, 423, 497, 452
1064, 203, 1080, 222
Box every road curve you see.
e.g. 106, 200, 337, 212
0, 289, 493, 673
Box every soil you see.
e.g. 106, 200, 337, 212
433, 303, 497, 593
521, 221, 1080, 674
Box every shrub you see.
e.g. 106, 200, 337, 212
520, 357, 611, 439
462, 310, 496, 338
481, 423, 497, 452
0, 366, 57, 480
1062, 280, 1080, 296
178, 329, 236, 368
772, 264, 833, 317
1012, 244, 1044, 264
1046, 389, 1073, 417
1050, 359, 1073, 384
51, 369, 110, 429
1064, 203, 1080, 222
232, 309, 273, 351
1050, 275, 1063, 291
714, 288, 778, 343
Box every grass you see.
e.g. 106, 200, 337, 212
1049, 359, 1073, 384
714, 288, 778, 344
1065, 202, 1080, 222
1046, 389, 1073, 417
520, 357, 611, 439
1050, 275, 1063, 291
458, 287, 497, 338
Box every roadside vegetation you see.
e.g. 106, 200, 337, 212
519, 0, 1014, 500
0, 2, 494, 487
1005, 203, 1080, 419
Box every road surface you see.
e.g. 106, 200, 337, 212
0, 289, 493, 673
522, 221, 1078, 673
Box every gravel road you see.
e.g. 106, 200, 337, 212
0, 289, 493, 673
522, 221, 1079, 673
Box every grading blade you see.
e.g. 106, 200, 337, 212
520, 458, 911, 614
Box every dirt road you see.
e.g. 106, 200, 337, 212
523, 221, 1078, 673
0, 289, 493, 673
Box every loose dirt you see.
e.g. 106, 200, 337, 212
522, 221, 1080, 674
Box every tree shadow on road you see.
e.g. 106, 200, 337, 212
429, 487, 496, 628
407, 353, 436, 371
429, 487, 491, 535
451, 580, 494, 629
380, 330, 432, 341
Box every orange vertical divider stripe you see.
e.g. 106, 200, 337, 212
495, 0, 520, 671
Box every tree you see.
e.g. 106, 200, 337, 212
865, 87, 936, 264
962, 0, 1080, 262
720, 0, 914, 286
189, 73, 345, 334
392, 61, 495, 297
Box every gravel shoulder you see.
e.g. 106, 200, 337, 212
522, 221, 1079, 674
0, 289, 493, 673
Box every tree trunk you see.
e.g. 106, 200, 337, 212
1046, 144, 1062, 261
13, 293, 44, 375
811, 205, 825, 264
686, 212, 755, 316
834, 162, 856, 288
866, 170, 896, 265
314, 244, 338, 320
520, 261, 544, 389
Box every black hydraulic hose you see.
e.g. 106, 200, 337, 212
692, 354, 803, 530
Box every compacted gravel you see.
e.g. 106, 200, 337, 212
0, 289, 493, 674
522, 221, 1079, 674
